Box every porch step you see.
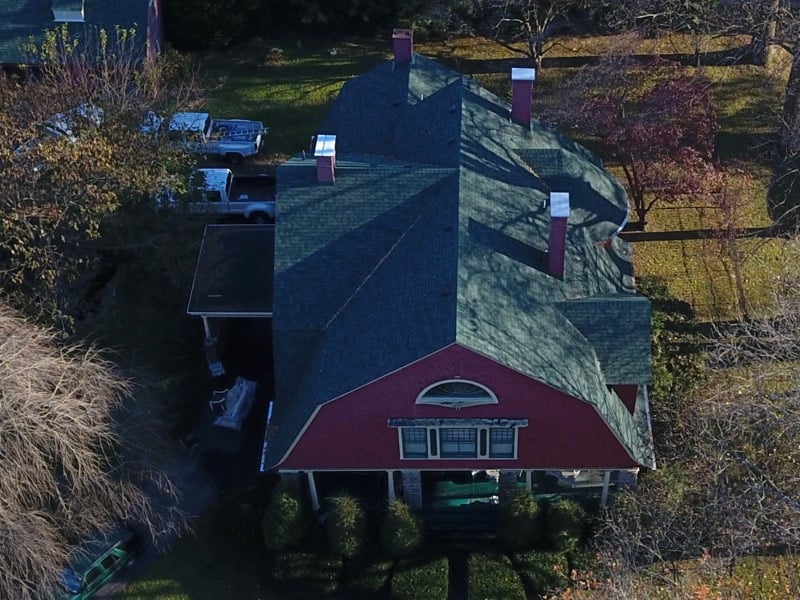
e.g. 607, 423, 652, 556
419, 505, 499, 541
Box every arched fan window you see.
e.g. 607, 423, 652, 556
416, 380, 497, 408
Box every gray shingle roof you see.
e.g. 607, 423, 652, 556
0, 0, 147, 65
268, 54, 653, 469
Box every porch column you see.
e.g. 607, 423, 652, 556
387, 470, 396, 502
202, 316, 213, 339
498, 470, 519, 503
600, 470, 611, 507
306, 471, 320, 511
401, 470, 422, 509
525, 470, 532, 493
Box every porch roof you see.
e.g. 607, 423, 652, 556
187, 224, 274, 318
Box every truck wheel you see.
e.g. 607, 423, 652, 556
250, 212, 270, 224
225, 153, 243, 165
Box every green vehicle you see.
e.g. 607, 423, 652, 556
59, 528, 144, 600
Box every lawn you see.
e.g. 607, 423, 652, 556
197, 37, 388, 160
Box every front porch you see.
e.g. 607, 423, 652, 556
285, 468, 637, 513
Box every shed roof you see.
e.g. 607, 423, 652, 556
268, 54, 653, 469
187, 224, 274, 318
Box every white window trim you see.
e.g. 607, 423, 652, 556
416, 379, 498, 408
53, 9, 84, 22
398, 425, 519, 460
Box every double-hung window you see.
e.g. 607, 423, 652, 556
489, 428, 515, 458
401, 427, 428, 458
391, 419, 525, 460
439, 428, 477, 458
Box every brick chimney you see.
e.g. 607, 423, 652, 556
548, 192, 570, 278
393, 28, 413, 63
511, 67, 536, 126
314, 134, 336, 184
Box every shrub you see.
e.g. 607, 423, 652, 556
392, 556, 448, 600
380, 499, 423, 558
497, 488, 542, 551
545, 498, 587, 551
262, 483, 313, 551
468, 552, 526, 600
326, 494, 368, 558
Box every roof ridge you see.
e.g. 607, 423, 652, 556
322, 211, 424, 331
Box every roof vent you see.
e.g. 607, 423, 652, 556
314, 134, 336, 184
548, 192, 570, 278
393, 28, 413, 63
511, 67, 536, 127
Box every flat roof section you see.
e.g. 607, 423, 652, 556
187, 224, 274, 318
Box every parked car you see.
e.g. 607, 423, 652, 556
157, 168, 276, 222
58, 527, 144, 600
163, 112, 267, 163
13, 103, 104, 156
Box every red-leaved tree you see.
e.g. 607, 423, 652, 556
555, 51, 721, 229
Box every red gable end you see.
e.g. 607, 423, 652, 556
279, 344, 639, 471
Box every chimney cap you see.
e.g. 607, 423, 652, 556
314, 134, 336, 157
550, 192, 570, 218
392, 28, 413, 39
512, 67, 536, 81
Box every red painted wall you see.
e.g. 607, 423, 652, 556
613, 385, 639, 414
280, 344, 639, 470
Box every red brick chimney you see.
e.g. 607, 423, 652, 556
314, 134, 336, 184
548, 192, 570, 278
511, 67, 536, 126
393, 28, 413, 63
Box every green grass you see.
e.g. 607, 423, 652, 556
117, 484, 271, 600
512, 550, 570, 597
392, 555, 449, 600
197, 38, 387, 158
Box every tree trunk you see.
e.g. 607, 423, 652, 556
780, 46, 800, 160
751, 0, 780, 66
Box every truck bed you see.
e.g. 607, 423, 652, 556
229, 174, 276, 201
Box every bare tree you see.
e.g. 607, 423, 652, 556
587, 240, 800, 596
0, 303, 184, 600
466, 0, 591, 68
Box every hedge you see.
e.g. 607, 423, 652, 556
262, 483, 313, 551
497, 488, 542, 551
468, 552, 526, 600
380, 499, 423, 558
545, 498, 587, 551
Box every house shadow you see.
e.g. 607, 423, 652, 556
468, 217, 547, 272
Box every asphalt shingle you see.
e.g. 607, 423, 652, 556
268, 54, 653, 469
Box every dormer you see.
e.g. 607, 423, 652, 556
52, 0, 84, 23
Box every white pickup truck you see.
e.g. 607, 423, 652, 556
168, 168, 276, 222
166, 112, 267, 163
